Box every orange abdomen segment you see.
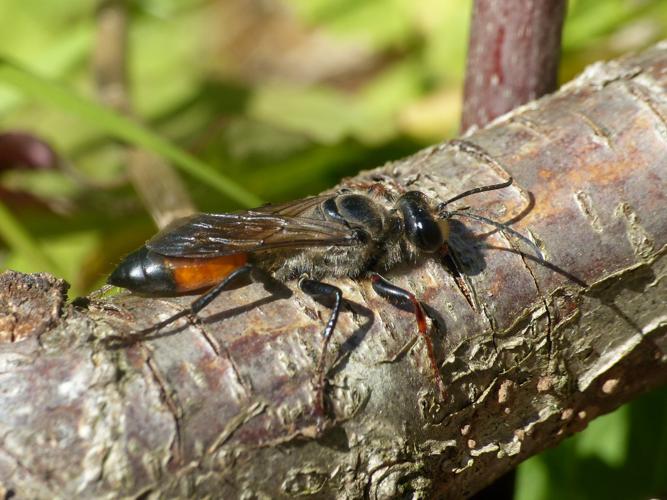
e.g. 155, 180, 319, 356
168, 253, 248, 292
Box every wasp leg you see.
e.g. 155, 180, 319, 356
107, 264, 255, 347
369, 273, 446, 399
299, 278, 343, 422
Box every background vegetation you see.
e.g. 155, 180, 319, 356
0, 1, 665, 498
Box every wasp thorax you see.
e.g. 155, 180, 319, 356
322, 194, 386, 236
398, 191, 445, 253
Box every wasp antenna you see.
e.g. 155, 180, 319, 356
445, 210, 544, 261
438, 177, 513, 209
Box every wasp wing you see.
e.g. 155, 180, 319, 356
146, 195, 358, 257
254, 194, 332, 217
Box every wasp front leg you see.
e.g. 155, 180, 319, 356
369, 273, 446, 399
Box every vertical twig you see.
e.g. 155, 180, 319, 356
461, 0, 567, 132
462, 2, 567, 498
93, 0, 195, 228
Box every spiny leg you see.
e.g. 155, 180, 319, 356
106, 264, 255, 347
369, 273, 446, 399
299, 278, 343, 420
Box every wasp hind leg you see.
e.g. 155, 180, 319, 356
369, 273, 446, 399
106, 264, 255, 347
299, 278, 343, 424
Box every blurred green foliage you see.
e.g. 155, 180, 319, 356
516, 385, 667, 500
0, 1, 665, 498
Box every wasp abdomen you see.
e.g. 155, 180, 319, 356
107, 247, 172, 294
108, 246, 247, 294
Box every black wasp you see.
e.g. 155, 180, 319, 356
107, 176, 540, 419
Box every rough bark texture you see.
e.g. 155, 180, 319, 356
1, 44, 667, 499
462, 0, 566, 131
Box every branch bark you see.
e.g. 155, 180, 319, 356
2, 43, 667, 499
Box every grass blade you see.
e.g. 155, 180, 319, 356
0, 58, 261, 208
0, 199, 61, 275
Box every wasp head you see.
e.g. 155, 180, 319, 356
397, 191, 450, 253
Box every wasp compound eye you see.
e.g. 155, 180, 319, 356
398, 191, 444, 253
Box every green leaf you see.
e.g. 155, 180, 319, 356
248, 84, 360, 144
515, 456, 550, 500
576, 404, 628, 467
290, 0, 413, 49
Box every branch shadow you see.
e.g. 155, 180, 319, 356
105, 269, 293, 346
324, 300, 375, 379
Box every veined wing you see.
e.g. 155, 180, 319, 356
253, 194, 334, 217
146, 196, 359, 257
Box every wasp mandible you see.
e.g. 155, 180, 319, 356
107, 176, 541, 418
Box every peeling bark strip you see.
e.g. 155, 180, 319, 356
1, 44, 667, 499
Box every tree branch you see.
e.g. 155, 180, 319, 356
1, 43, 667, 498
462, 0, 566, 131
